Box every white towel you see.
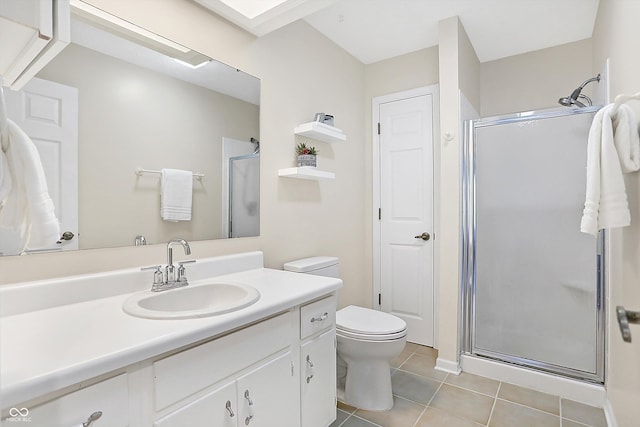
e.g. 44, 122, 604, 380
0, 139, 11, 206
160, 168, 192, 221
581, 104, 640, 236
0, 120, 60, 251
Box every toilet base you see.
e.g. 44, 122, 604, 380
340, 359, 394, 411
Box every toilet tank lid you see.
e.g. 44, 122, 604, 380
283, 256, 338, 273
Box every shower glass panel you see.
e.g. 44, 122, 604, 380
463, 107, 604, 382
229, 154, 260, 238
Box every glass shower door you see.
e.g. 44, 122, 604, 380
464, 108, 604, 381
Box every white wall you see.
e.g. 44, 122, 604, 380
592, 1, 640, 425
481, 39, 594, 117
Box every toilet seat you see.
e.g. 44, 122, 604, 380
336, 305, 407, 341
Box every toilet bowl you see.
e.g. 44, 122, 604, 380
336, 305, 407, 411
283, 257, 408, 411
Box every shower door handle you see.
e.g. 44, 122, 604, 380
616, 305, 640, 342
414, 232, 430, 241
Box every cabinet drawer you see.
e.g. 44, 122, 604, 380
154, 311, 294, 410
6, 374, 129, 427
300, 295, 336, 339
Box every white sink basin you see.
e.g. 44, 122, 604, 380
123, 282, 260, 319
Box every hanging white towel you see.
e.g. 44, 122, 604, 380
160, 168, 192, 221
0, 120, 60, 251
581, 104, 640, 236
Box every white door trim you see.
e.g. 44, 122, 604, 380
372, 84, 440, 347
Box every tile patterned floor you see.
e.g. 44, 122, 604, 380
331, 343, 607, 427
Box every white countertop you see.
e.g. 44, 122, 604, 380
1, 267, 342, 408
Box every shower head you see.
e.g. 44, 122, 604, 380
558, 74, 600, 107
250, 137, 260, 154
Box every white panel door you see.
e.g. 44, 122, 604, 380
379, 93, 435, 346
4, 77, 78, 252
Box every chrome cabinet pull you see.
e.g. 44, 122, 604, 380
244, 390, 254, 425
225, 400, 234, 418
82, 411, 102, 427
306, 355, 315, 383
617, 305, 640, 342
310, 312, 328, 323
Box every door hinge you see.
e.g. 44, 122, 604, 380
378, 208, 381, 220
377, 122, 381, 135
378, 293, 381, 306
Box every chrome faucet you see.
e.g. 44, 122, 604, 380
141, 238, 195, 292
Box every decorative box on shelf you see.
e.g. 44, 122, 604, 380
294, 122, 346, 144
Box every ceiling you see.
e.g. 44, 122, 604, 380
195, 0, 600, 64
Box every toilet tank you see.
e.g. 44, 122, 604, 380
283, 256, 339, 278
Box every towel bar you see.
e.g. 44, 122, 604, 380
135, 167, 204, 180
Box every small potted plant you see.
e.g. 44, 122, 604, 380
296, 142, 318, 167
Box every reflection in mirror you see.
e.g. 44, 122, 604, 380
0, 4, 260, 256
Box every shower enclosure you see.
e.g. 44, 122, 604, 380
462, 107, 605, 383
228, 154, 260, 238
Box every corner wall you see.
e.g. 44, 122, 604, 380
436, 17, 480, 369
592, 1, 640, 425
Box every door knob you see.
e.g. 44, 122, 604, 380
414, 232, 430, 241
616, 305, 640, 342
56, 231, 75, 244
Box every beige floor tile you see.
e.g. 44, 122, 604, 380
390, 348, 413, 368
355, 396, 425, 427
330, 409, 351, 427
340, 415, 381, 427
498, 382, 560, 415
399, 353, 448, 381
562, 419, 591, 427
445, 372, 500, 396
429, 383, 494, 425
489, 399, 560, 427
561, 399, 607, 427
338, 400, 357, 413
391, 370, 441, 404
415, 407, 484, 427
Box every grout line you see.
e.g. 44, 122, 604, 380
486, 382, 502, 426
559, 395, 563, 427
495, 397, 562, 419
440, 381, 501, 399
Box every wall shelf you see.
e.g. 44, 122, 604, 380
278, 167, 335, 181
294, 122, 346, 143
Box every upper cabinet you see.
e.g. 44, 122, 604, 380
0, 0, 70, 89
294, 121, 346, 144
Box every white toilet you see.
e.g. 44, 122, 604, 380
284, 256, 407, 411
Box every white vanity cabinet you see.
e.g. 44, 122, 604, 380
300, 295, 338, 427
5, 374, 129, 427
152, 310, 300, 426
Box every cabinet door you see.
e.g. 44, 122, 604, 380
154, 380, 236, 427
301, 329, 336, 427
236, 351, 298, 427
4, 374, 129, 427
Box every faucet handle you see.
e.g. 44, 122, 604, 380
141, 265, 163, 286
177, 260, 196, 283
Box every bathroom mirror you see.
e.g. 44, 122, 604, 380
1, 8, 260, 256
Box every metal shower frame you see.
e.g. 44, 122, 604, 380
460, 106, 606, 384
